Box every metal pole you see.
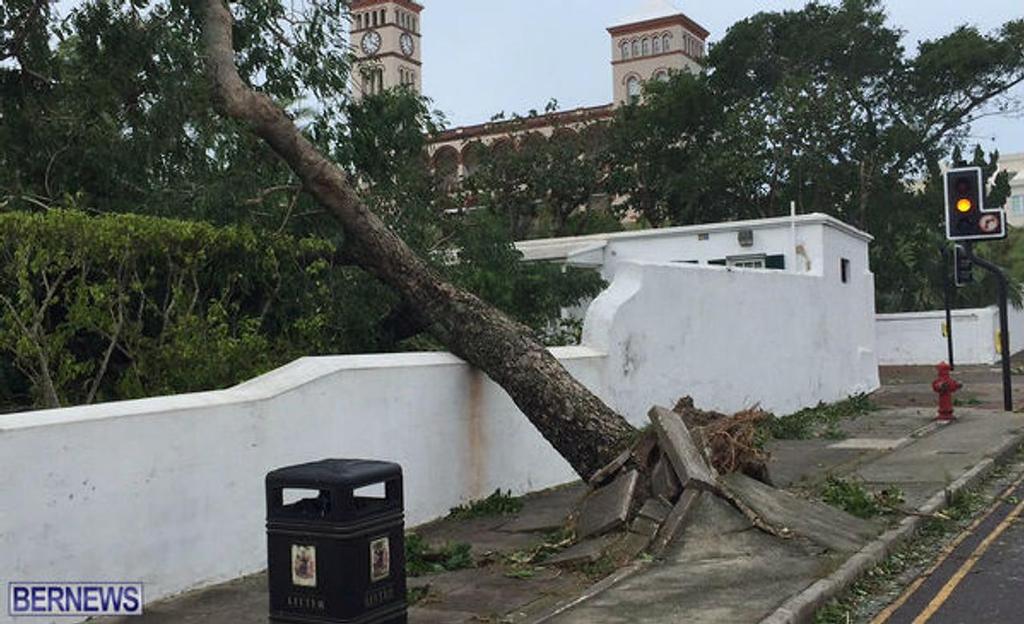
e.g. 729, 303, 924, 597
943, 246, 955, 370
963, 246, 1013, 412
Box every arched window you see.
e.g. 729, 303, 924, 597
654, 69, 669, 82
621, 41, 629, 60
626, 76, 641, 103
653, 36, 661, 54
632, 39, 639, 57
662, 34, 670, 51
642, 38, 650, 56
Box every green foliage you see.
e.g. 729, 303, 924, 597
820, 475, 903, 519
445, 211, 606, 342
767, 394, 876, 440
448, 489, 524, 520
404, 533, 474, 577
465, 118, 622, 241
0, 209, 390, 408
0, 0, 351, 234
405, 585, 432, 606
603, 0, 1024, 311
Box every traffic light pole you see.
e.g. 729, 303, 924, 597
942, 246, 955, 370
962, 243, 1013, 412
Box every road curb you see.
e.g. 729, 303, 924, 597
759, 427, 1024, 624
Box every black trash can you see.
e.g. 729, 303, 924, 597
266, 459, 407, 624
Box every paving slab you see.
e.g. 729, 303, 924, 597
722, 472, 880, 553
853, 409, 1024, 486
575, 469, 638, 539
546, 534, 620, 566
498, 483, 585, 534
649, 406, 718, 489
544, 495, 832, 624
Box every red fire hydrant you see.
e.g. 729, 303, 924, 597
932, 362, 962, 422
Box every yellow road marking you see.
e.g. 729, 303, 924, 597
910, 496, 1024, 623
872, 472, 1024, 624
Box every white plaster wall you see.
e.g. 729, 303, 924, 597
0, 349, 599, 620
877, 303, 1024, 365
0, 222, 882, 619
584, 260, 880, 422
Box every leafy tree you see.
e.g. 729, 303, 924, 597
604, 0, 1024, 311
603, 72, 721, 227
466, 120, 620, 240
0, 208, 382, 409
0, 0, 348, 232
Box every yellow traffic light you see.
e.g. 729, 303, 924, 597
956, 198, 973, 213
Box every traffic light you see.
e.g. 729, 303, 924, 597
954, 244, 973, 287
945, 167, 1006, 241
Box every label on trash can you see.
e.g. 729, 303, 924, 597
369, 537, 390, 582
291, 545, 317, 587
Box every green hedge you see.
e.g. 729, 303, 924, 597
0, 210, 392, 409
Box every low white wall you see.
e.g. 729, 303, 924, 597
585, 261, 879, 421
0, 349, 599, 620
877, 303, 1024, 365
0, 259, 880, 620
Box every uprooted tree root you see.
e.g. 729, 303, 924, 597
673, 396, 773, 485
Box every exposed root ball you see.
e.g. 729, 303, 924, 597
673, 396, 773, 484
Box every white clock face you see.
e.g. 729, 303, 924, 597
400, 32, 415, 56
361, 31, 382, 56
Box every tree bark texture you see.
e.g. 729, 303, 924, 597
196, 0, 635, 479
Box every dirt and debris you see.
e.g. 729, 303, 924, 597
673, 395, 774, 484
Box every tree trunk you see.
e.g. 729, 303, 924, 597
196, 0, 635, 480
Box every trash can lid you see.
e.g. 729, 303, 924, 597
266, 459, 401, 489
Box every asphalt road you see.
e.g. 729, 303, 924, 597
874, 475, 1024, 624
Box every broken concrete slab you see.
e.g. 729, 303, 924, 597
576, 469, 639, 540
546, 534, 621, 566
610, 531, 652, 564
721, 472, 880, 553
650, 489, 703, 557
497, 484, 585, 534
588, 448, 632, 487
649, 406, 718, 490
630, 516, 660, 540
651, 455, 682, 502
637, 497, 672, 524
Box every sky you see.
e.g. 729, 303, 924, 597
418, 0, 1024, 155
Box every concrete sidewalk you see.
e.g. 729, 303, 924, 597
106, 364, 1024, 624
542, 407, 1024, 624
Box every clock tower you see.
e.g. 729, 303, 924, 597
350, 0, 424, 101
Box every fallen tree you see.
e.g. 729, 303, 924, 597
195, 0, 633, 480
